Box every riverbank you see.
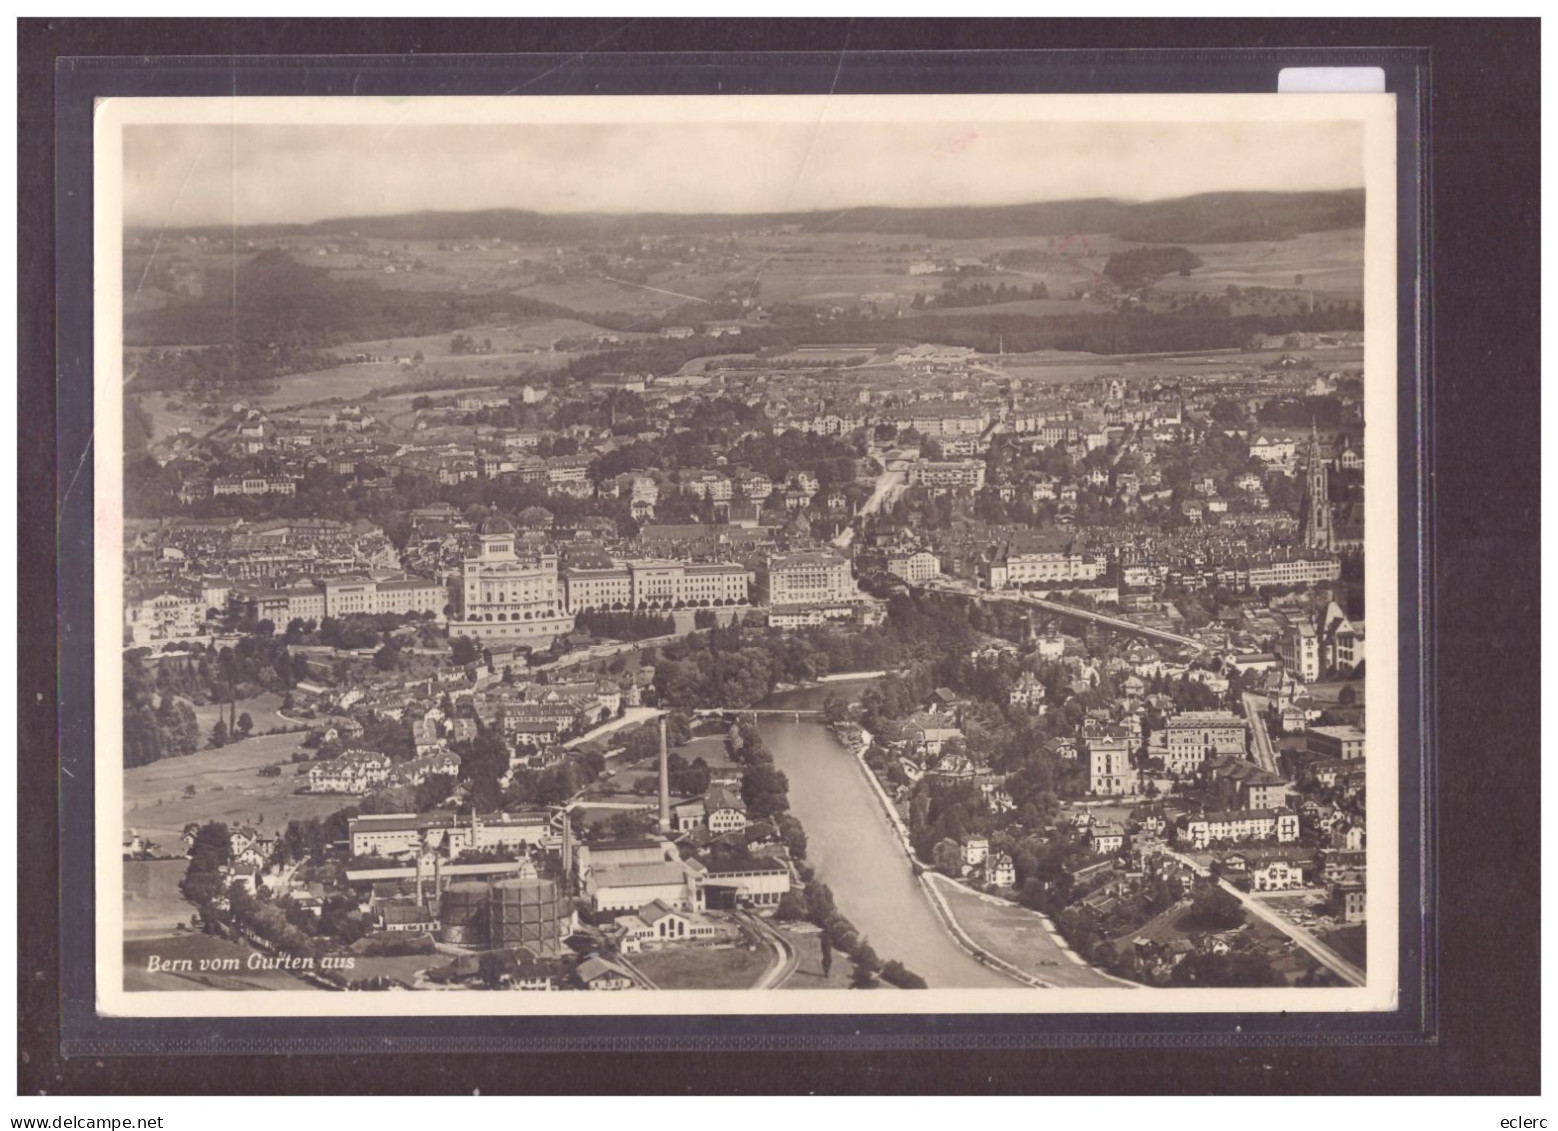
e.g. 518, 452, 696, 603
768, 670, 890, 696
758, 698, 1012, 988
832, 720, 1128, 990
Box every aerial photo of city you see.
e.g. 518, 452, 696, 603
115, 104, 1371, 999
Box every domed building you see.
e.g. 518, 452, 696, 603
446, 514, 572, 644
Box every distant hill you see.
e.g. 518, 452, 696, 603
131, 190, 1364, 245
125, 248, 581, 348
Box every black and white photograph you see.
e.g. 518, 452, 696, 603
94, 92, 1400, 1018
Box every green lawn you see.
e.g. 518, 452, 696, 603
777, 928, 856, 991
124, 731, 345, 847
630, 944, 772, 990
931, 879, 1123, 989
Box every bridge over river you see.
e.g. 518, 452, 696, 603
693, 708, 824, 722
916, 581, 1206, 653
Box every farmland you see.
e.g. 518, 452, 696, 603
123, 731, 345, 849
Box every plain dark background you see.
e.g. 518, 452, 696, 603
17, 18, 1540, 1095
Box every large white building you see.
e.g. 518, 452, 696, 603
348, 810, 552, 859
1162, 711, 1249, 775
1245, 555, 1342, 589
886, 549, 942, 584
235, 573, 445, 626
765, 550, 859, 607
559, 559, 752, 614
447, 517, 572, 644
1089, 734, 1135, 796
124, 585, 205, 643
1279, 622, 1323, 682
985, 531, 1105, 590
579, 839, 708, 913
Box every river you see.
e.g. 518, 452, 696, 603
757, 680, 1017, 989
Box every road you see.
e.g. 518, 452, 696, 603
1242, 692, 1278, 773
1163, 848, 1365, 986
833, 467, 905, 550
563, 706, 664, 749
612, 952, 662, 991
741, 912, 800, 990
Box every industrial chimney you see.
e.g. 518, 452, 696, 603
657, 715, 671, 834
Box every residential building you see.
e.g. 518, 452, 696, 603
908, 459, 986, 493
1306, 724, 1366, 761
886, 549, 942, 584
1173, 808, 1300, 849
985, 852, 1016, 888
308, 750, 392, 794
1250, 859, 1306, 892
1089, 734, 1135, 796
1326, 879, 1367, 923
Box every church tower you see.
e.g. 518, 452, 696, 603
1303, 422, 1333, 551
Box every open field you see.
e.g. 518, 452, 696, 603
123, 933, 312, 992
919, 297, 1098, 318
334, 317, 623, 361
346, 953, 440, 986
190, 692, 297, 741
124, 731, 343, 848
518, 275, 695, 318
1148, 229, 1365, 299
124, 858, 196, 939
777, 925, 857, 990
1305, 679, 1366, 706
630, 942, 772, 990
931, 879, 1123, 989
128, 392, 218, 447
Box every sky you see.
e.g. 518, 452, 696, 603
122, 116, 1364, 229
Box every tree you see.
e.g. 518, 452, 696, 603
932, 837, 964, 877
1170, 951, 1284, 988
879, 960, 929, 989
415, 772, 457, 811
451, 636, 480, 666
235, 712, 254, 738
208, 718, 229, 749
1188, 885, 1245, 931
740, 763, 790, 818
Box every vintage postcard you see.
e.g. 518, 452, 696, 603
94, 91, 1400, 1018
